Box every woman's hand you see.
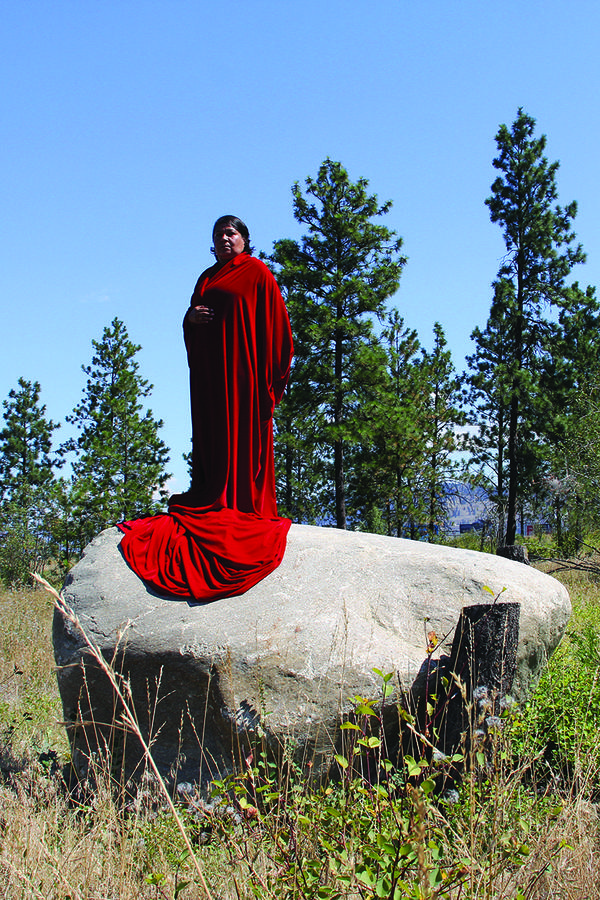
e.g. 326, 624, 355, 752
188, 305, 214, 325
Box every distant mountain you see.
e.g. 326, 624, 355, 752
443, 482, 494, 533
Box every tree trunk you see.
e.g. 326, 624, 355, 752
333, 319, 346, 529
505, 392, 519, 545
505, 256, 524, 547
334, 437, 346, 529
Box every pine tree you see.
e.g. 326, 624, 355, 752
349, 309, 426, 536
559, 371, 600, 535
45, 476, 102, 576
478, 109, 597, 546
540, 296, 600, 545
349, 319, 465, 540
64, 317, 171, 533
418, 323, 466, 541
464, 286, 513, 542
273, 285, 329, 523
269, 159, 406, 528
0, 377, 59, 504
0, 378, 60, 583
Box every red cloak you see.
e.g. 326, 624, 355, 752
118, 254, 293, 601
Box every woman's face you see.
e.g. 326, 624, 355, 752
213, 224, 246, 263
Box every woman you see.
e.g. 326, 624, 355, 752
119, 216, 294, 600
171, 215, 293, 516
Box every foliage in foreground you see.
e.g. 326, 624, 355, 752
2, 567, 600, 898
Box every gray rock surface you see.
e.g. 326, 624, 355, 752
53, 524, 571, 787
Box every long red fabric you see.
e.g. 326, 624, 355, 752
118, 506, 291, 601
118, 254, 293, 601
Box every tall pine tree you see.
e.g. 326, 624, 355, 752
269, 159, 406, 528
475, 109, 598, 546
64, 317, 171, 535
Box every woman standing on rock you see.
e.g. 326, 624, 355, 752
119, 216, 294, 600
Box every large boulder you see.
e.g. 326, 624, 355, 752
53, 525, 570, 788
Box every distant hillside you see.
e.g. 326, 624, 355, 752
443, 482, 494, 533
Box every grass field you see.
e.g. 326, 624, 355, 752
1, 559, 599, 899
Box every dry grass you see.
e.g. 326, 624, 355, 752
0, 567, 599, 898
0, 585, 66, 770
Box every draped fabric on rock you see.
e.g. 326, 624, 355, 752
118, 507, 292, 601
118, 254, 294, 601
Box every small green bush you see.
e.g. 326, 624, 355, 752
512, 621, 600, 793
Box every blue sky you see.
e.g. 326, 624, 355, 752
2, 0, 599, 491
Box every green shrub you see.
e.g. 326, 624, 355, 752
512, 621, 600, 792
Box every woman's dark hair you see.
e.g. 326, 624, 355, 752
211, 215, 254, 256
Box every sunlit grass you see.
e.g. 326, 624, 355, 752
0, 585, 67, 763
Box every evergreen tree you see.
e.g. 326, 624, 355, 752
273, 285, 329, 523
0, 377, 59, 504
269, 159, 406, 528
478, 109, 597, 546
418, 323, 466, 541
464, 286, 513, 542
560, 373, 600, 535
349, 309, 426, 536
0, 378, 60, 583
64, 317, 171, 532
45, 476, 102, 577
